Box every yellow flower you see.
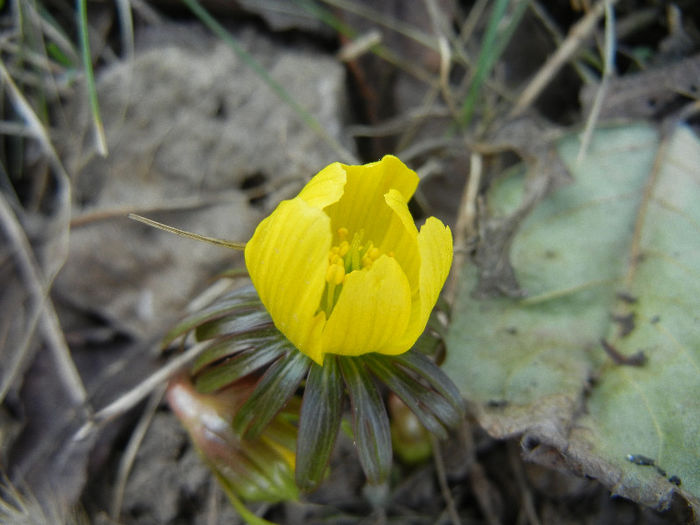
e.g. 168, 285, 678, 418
244, 155, 453, 365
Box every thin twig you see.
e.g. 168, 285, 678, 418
529, 1, 595, 83
430, 434, 461, 525
0, 194, 88, 408
74, 341, 212, 440
111, 384, 166, 520
336, 29, 382, 62
346, 106, 451, 137
576, 0, 616, 163
510, 0, 619, 118
446, 152, 482, 305
70, 194, 245, 228
424, 0, 460, 119
318, 0, 440, 55
507, 441, 541, 525
128, 214, 246, 250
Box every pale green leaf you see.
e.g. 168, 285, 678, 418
445, 122, 700, 512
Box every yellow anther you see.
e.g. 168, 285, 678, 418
368, 247, 381, 260
325, 263, 345, 285
331, 254, 343, 265
338, 241, 350, 256
362, 255, 372, 268
337, 227, 349, 241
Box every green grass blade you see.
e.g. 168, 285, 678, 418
459, 0, 529, 127
77, 0, 108, 156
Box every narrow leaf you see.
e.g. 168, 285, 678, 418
392, 351, 463, 413
234, 351, 311, 439
339, 357, 392, 484
192, 331, 279, 373
296, 356, 344, 491
162, 287, 261, 346
364, 354, 460, 438
194, 341, 288, 393
195, 309, 273, 340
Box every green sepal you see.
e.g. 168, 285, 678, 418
233, 350, 311, 439
364, 354, 460, 439
162, 285, 261, 346
339, 356, 392, 485
295, 356, 343, 492
194, 340, 288, 394
195, 309, 272, 341
392, 351, 463, 414
192, 330, 280, 373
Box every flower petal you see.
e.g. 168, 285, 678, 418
321, 255, 411, 358
325, 155, 418, 243
297, 162, 346, 209
390, 217, 452, 352
244, 197, 329, 359
381, 188, 420, 292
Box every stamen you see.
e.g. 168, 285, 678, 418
326, 263, 345, 285
324, 262, 345, 315
323, 227, 385, 315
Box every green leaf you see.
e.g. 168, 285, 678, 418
192, 330, 279, 373
162, 286, 261, 346
194, 339, 289, 393
233, 350, 311, 439
392, 351, 463, 413
295, 356, 344, 491
339, 357, 392, 484
445, 123, 700, 512
195, 309, 273, 341
364, 353, 461, 439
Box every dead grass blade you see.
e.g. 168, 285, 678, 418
510, 0, 618, 117
0, 193, 86, 408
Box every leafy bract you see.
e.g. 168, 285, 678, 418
446, 122, 700, 512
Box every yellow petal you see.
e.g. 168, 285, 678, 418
325, 155, 418, 243
389, 217, 453, 352
321, 255, 411, 358
244, 197, 330, 358
297, 162, 346, 209
381, 188, 420, 292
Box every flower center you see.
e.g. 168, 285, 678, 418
320, 227, 388, 316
